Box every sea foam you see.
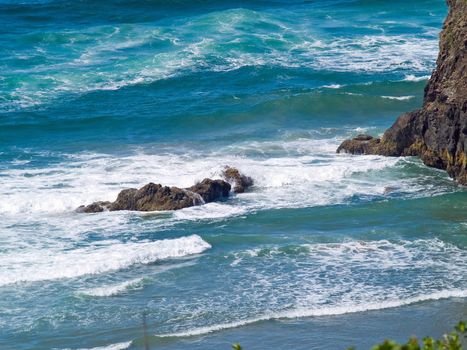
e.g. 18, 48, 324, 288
153, 237, 466, 337
404, 74, 431, 82
0, 235, 210, 286
158, 289, 467, 338
0, 134, 453, 224
77, 277, 144, 297
381, 95, 415, 101
63, 341, 132, 350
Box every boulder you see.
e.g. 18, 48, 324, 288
109, 183, 202, 211
77, 178, 232, 213
221, 166, 254, 193
188, 178, 231, 202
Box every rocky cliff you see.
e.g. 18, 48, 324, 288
337, 0, 467, 184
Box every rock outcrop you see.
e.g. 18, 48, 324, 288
108, 183, 208, 211
221, 166, 254, 193
337, 0, 467, 185
77, 167, 252, 213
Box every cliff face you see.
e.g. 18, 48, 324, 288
337, 0, 467, 184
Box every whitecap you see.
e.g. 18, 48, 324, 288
0, 235, 210, 286
0, 133, 453, 226
77, 278, 144, 297
404, 74, 431, 82
381, 95, 415, 101
157, 289, 467, 338
62, 341, 133, 350
322, 84, 343, 89
153, 237, 466, 337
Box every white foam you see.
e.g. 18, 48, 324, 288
0, 235, 210, 286
77, 277, 144, 297
381, 95, 415, 101
344, 92, 363, 96
322, 84, 342, 89
0, 133, 452, 230
404, 74, 431, 82
64, 341, 132, 350
158, 289, 467, 337
173, 202, 248, 221
1, 8, 440, 110
0, 135, 455, 293
0, 136, 395, 216
152, 237, 466, 337
297, 34, 438, 73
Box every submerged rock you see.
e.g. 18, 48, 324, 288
221, 166, 254, 193
76, 201, 112, 213
337, 0, 467, 185
383, 187, 398, 195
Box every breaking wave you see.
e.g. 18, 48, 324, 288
158, 289, 467, 337
0, 235, 210, 286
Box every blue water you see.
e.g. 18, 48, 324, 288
1, 0, 466, 349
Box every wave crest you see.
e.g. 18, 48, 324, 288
0, 235, 210, 286
158, 289, 467, 338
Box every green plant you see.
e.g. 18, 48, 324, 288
233, 321, 466, 350
369, 321, 466, 350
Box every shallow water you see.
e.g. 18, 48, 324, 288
1, 0, 466, 349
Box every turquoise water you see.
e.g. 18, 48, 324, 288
1, 0, 466, 349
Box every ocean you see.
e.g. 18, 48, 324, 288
0, 0, 466, 349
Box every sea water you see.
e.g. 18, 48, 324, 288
0, 0, 465, 349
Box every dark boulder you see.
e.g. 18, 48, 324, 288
188, 178, 231, 202
221, 166, 254, 193
109, 183, 201, 211
109, 188, 138, 211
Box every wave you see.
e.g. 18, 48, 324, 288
0, 235, 210, 286
404, 74, 431, 82
322, 84, 343, 89
63, 341, 132, 350
0, 138, 394, 215
158, 289, 467, 338
77, 277, 144, 297
149, 237, 467, 337
241, 238, 467, 269
1, 6, 440, 110
381, 95, 415, 101
0, 133, 455, 225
